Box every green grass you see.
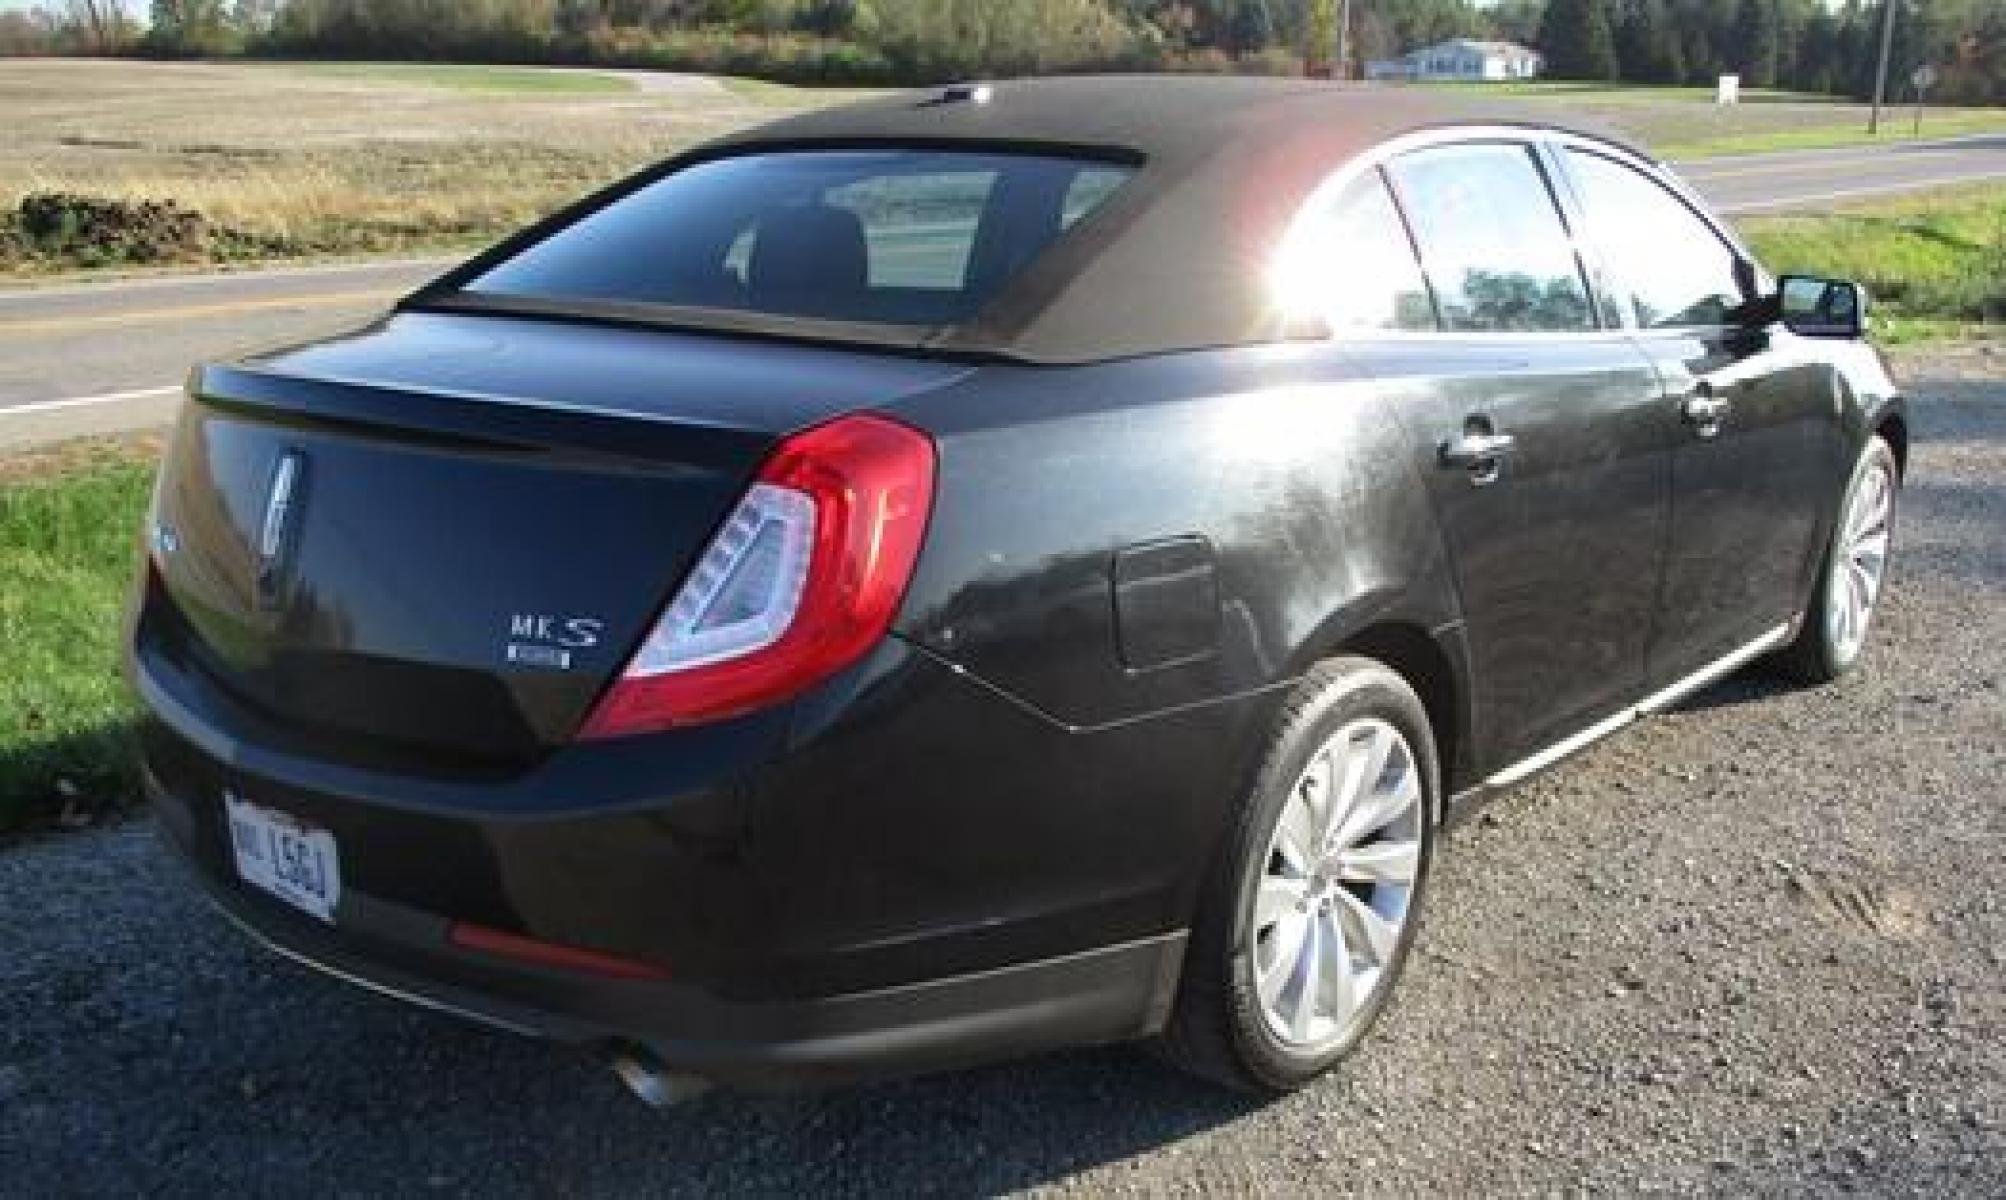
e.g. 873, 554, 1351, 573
0, 452, 153, 838
1738, 182, 2006, 342
1658, 111, 2006, 159
289, 62, 636, 94
717, 75, 884, 106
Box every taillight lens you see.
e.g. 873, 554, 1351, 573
577, 413, 936, 738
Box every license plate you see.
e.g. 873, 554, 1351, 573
225, 792, 341, 924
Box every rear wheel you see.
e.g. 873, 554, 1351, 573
1156, 657, 1436, 1093
1772, 435, 1899, 684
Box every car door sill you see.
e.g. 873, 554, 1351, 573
1468, 619, 1795, 797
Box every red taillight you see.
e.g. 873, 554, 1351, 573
448, 922, 670, 981
577, 413, 936, 739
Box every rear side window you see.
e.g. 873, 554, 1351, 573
1276, 171, 1438, 333
464, 150, 1134, 327
1564, 150, 1746, 329
1386, 144, 1595, 334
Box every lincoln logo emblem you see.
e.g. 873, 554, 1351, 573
255, 450, 305, 609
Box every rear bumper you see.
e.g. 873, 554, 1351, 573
130, 622, 1266, 1086
159, 816, 1183, 1089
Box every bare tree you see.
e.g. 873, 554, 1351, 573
61, 0, 137, 51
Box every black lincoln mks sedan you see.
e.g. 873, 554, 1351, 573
128, 76, 1906, 1098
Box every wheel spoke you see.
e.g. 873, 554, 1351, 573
1255, 875, 1308, 930
1298, 748, 1336, 841
1259, 911, 1310, 1006
1846, 561, 1874, 623
1318, 908, 1356, 1031
1286, 916, 1324, 1041
1862, 493, 1890, 540
1332, 765, 1419, 852
1336, 838, 1420, 885
1849, 558, 1881, 610
1332, 890, 1399, 966
1852, 530, 1889, 572
1848, 470, 1889, 543
1274, 795, 1316, 877
1326, 725, 1391, 841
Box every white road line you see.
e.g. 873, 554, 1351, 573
0, 384, 181, 418
0, 257, 450, 304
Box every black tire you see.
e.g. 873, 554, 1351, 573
1770, 434, 1900, 685
1154, 655, 1439, 1094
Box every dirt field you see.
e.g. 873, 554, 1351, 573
0, 59, 841, 261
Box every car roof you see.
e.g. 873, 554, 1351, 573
711, 75, 1642, 172
718, 77, 1650, 363
439, 77, 1653, 364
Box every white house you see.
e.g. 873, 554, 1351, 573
1365, 40, 1544, 83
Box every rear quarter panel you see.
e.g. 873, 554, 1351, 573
884, 343, 1465, 731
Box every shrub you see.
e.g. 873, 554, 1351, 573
10, 193, 210, 266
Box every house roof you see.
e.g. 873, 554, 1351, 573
1414, 39, 1544, 60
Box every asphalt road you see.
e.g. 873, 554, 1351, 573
2, 136, 2001, 450
1673, 132, 2006, 212
1, 346, 2001, 1194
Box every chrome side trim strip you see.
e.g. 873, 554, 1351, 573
1636, 621, 1792, 717
1485, 705, 1636, 789
1483, 621, 1792, 790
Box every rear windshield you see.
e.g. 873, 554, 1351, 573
460, 150, 1135, 328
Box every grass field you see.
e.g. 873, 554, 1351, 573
1658, 112, 2006, 159
0, 441, 154, 839
1739, 182, 2006, 342
289, 62, 640, 93
3, 59, 2002, 274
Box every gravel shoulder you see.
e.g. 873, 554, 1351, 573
1, 346, 2001, 1195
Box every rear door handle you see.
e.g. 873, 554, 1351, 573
1438, 430, 1516, 485
1439, 431, 1517, 467
1681, 389, 1731, 436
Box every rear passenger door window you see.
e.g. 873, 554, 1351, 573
1278, 171, 1438, 333
1385, 144, 1596, 334
1562, 150, 1747, 329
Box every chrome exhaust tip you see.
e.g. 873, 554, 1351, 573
610, 1047, 711, 1108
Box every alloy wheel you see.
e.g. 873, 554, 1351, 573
1250, 716, 1424, 1051
1826, 453, 1895, 663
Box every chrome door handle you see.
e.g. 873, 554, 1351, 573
1681, 390, 1731, 437
1439, 430, 1516, 486
1439, 431, 1517, 467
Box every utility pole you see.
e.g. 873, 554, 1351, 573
1336, 0, 1352, 81
1867, 0, 1898, 135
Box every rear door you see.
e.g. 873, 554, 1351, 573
1340, 141, 1674, 770
1555, 147, 1845, 683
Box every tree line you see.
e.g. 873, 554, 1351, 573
2, 0, 2001, 103
1526, 0, 2005, 103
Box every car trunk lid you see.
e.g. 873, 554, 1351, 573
142, 311, 972, 764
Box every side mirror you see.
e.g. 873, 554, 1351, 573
1777, 274, 1868, 339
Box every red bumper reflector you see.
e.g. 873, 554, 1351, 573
448, 922, 670, 981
